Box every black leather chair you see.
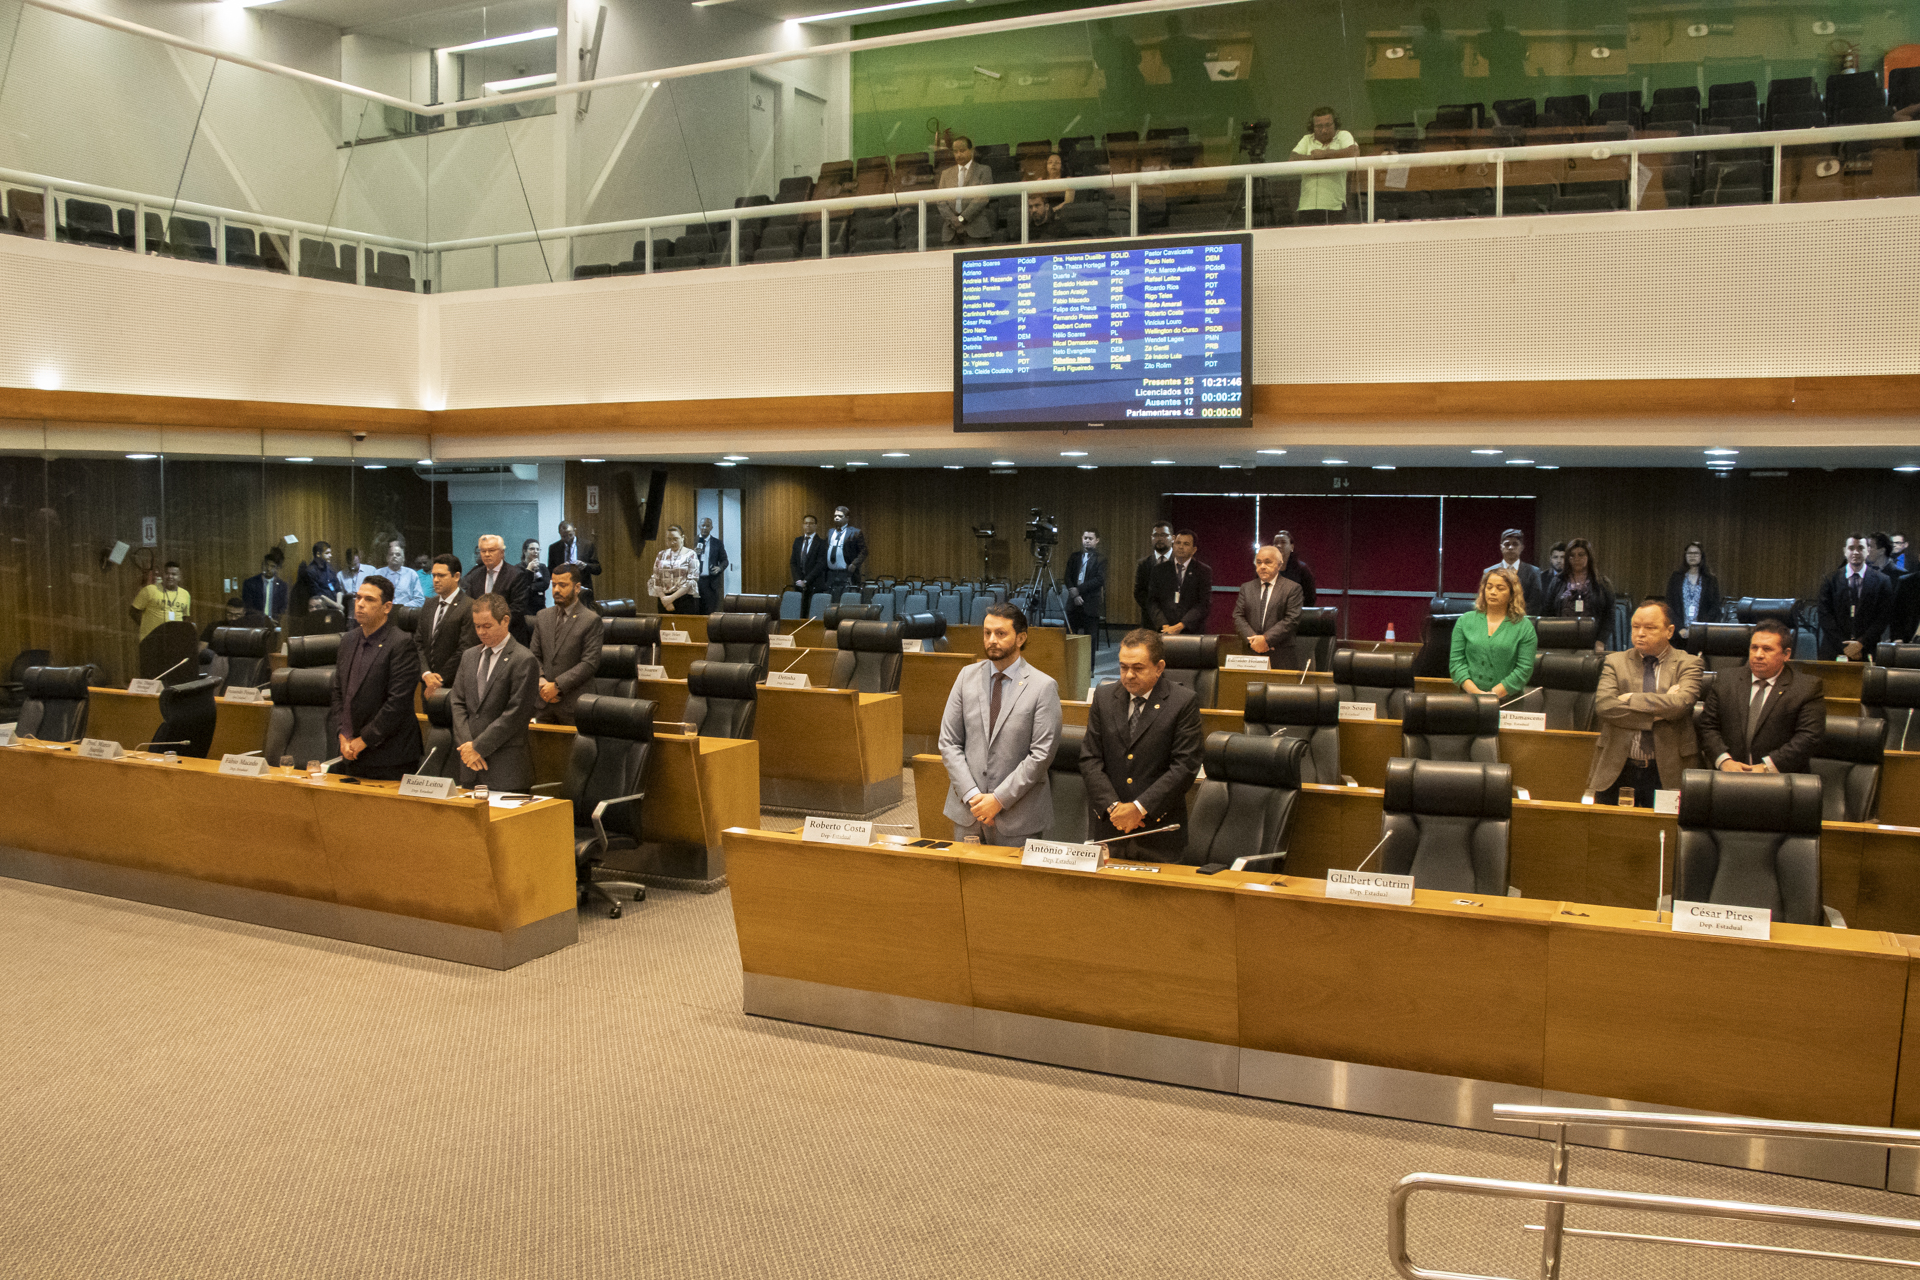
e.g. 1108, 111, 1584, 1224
1400, 693, 1501, 762
898, 612, 950, 653
592, 644, 641, 698
1533, 617, 1600, 652
418, 688, 458, 779
823, 604, 881, 631
722, 593, 782, 623
1042, 723, 1090, 843
153, 674, 220, 757
1378, 758, 1514, 895
705, 613, 771, 678
1412, 612, 1463, 679
831, 620, 904, 693
1809, 716, 1886, 823
1293, 607, 1338, 672
209, 625, 277, 694
1876, 643, 1920, 670
1187, 732, 1309, 873
1674, 769, 1828, 926
1241, 683, 1341, 784
1688, 621, 1755, 673
1863, 667, 1920, 752
1737, 597, 1798, 627
595, 598, 639, 618
685, 661, 759, 738
262, 667, 334, 766
559, 693, 654, 919
1160, 635, 1219, 707
1519, 651, 1603, 731
286, 633, 341, 671
602, 616, 661, 666
18, 665, 95, 742
0, 647, 50, 717
1332, 650, 1415, 718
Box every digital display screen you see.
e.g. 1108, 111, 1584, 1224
953, 234, 1251, 432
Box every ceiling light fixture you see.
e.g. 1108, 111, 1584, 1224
847, 461, 868, 467
482, 72, 557, 94
1535, 464, 1560, 470
1897, 465, 1920, 474
1704, 447, 1739, 456
441, 27, 558, 55
1372, 464, 1396, 470
1471, 449, 1503, 455
1150, 459, 1176, 465
791, 0, 951, 25
1320, 458, 1347, 465
1255, 448, 1286, 456
1078, 464, 1099, 470
363, 464, 386, 470
1061, 450, 1087, 457
944, 464, 964, 470
581, 457, 605, 463
286, 456, 313, 463
417, 458, 434, 466
125, 453, 158, 460
722, 454, 748, 461
1505, 458, 1535, 465
991, 459, 1013, 466
882, 451, 909, 458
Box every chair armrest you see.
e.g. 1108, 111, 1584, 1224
589, 790, 647, 853
1232, 853, 1286, 873
530, 782, 564, 794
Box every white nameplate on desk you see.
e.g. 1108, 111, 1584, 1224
1325, 868, 1414, 905
398, 774, 457, 799
1652, 789, 1680, 814
1499, 710, 1547, 732
803, 815, 872, 845
1671, 900, 1770, 940
79, 738, 125, 760
1337, 701, 1379, 722
1223, 654, 1271, 672
661, 629, 691, 645
126, 678, 164, 696
900, 638, 924, 654
218, 753, 269, 777
766, 671, 810, 689
1020, 839, 1104, 872
635, 664, 669, 681
223, 686, 265, 703
767, 634, 796, 650
0, 724, 14, 746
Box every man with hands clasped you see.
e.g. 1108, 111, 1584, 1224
1078, 629, 1204, 862
449, 592, 539, 793
1698, 621, 1825, 775
938, 603, 1062, 844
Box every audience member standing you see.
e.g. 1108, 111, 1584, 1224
382, 542, 424, 608
1483, 529, 1544, 614
416, 554, 478, 693
462, 534, 534, 643
129, 561, 191, 641
1541, 542, 1568, 604
1132, 521, 1173, 625
328, 574, 423, 782
529, 563, 605, 725
243, 549, 289, 621
1450, 567, 1536, 697
1079, 630, 1204, 862
1586, 600, 1702, 807
694, 517, 730, 613
824, 506, 868, 597
1147, 529, 1211, 635
1545, 539, 1614, 644
1894, 533, 1910, 572
1064, 529, 1106, 640
520, 539, 551, 611
1870, 533, 1906, 583
648, 525, 701, 615
1231, 544, 1303, 667
448, 592, 539, 793
296, 542, 343, 615
1698, 622, 1824, 774
548, 522, 601, 603
937, 135, 996, 244
1664, 541, 1723, 641
1287, 107, 1358, 225
1272, 529, 1317, 605
1817, 534, 1894, 660
790, 514, 828, 614
937, 603, 1062, 844
336, 548, 368, 598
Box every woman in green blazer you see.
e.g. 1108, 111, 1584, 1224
1450, 566, 1537, 697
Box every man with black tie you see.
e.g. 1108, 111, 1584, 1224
1817, 534, 1895, 661
547, 522, 601, 604
1064, 529, 1106, 643
1232, 545, 1304, 667
328, 574, 423, 782
824, 506, 867, 599
448, 592, 540, 793
1132, 521, 1174, 626
1485, 528, 1545, 615
790, 514, 828, 614
415, 554, 478, 693
1147, 529, 1212, 635
529, 563, 604, 726
694, 517, 730, 613
463, 534, 535, 644
1078, 629, 1204, 862
1699, 621, 1825, 775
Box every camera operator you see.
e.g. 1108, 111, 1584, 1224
1146, 529, 1212, 635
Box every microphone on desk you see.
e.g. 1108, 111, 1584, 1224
416, 745, 438, 773
1097, 823, 1180, 847
133, 739, 190, 752
1902, 714, 1913, 755
142, 654, 193, 685
1352, 832, 1392, 874
776, 650, 807, 673
1499, 690, 1536, 710
1298, 659, 1314, 684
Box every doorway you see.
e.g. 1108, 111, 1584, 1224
748, 75, 783, 200
790, 89, 827, 178
696, 488, 743, 597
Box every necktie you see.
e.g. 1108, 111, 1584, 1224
988, 672, 1005, 734
479, 647, 498, 696
1749, 676, 1771, 724
429, 598, 446, 640
1635, 655, 1659, 760
1129, 695, 1144, 725
486, 568, 498, 594
1259, 581, 1271, 627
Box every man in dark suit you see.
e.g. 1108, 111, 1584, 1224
529, 563, 605, 725
1231, 544, 1304, 666
1484, 528, 1545, 615
1817, 534, 1895, 660
548, 522, 601, 604
1892, 567, 1920, 647
824, 505, 868, 598
936, 135, 997, 244
1079, 629, 1204, 862
791, 514, 829, 614
1698, 621, 1825, 775
242, 549, 290, 621
1064, 529, 1107, 641
463, 534, 535, 645
328, 574, 423, 781
448, 592, 540, 793
1132, 522, 1173, 626
416, 554, 478, 693
694, 517, 730, 613
1147, 529, 1212, 635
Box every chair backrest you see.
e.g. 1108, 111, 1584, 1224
592, 644, 640, 698
1690, 621, 1755, 672
18, 665, 95, 742
830, 620, 904, 693
722, 593, 782, 623
1183, 732, 1309, 868
154, 674, 221, 758
1533, 616, 1599, 651
779, 591, 803, 620
1331, 650, 1415, 718
1522, 651, 1604, 731
1400, 692, 1501, 763
1240, 683, 1340, 784
418, 688, 458, 778
1863, 667, 1920, 752
1876, 643, 1920, 669
1379, 758, 1513, 895
1809, 715, 1886, 823
262, 667, 334, 766
1043, 723, 1089, 843
210, 624, 277, 692
823, 604, 881, 631
1293, 607, 1338, 671
6, 647, 50, 689
601, 616, 661, 666
285, 632, 340, 671
1158, 635, 1219, 707
1736, 596, 1797, 626
684, 660, 760, 739
704, 612, 771, 676
595, 598, 639, 618
1412, 613, 1462, 679
898, 611, 949, 652
1675, 769, 1824, 925
566, 694, 655, 841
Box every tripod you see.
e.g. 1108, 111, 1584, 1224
1026, 543, 1059, 616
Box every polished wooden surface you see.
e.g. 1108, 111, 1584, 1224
88, 686, 272, 761
754, 687, 902, 789
948, 627, 1090, 701
901, 651, 973, 746
525, 724, 759, 861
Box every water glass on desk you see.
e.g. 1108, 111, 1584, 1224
280, 755, 294, 775
307, 759, 324, 780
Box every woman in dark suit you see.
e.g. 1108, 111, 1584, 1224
1665, 540, 1723, 641
1544, 538, 1615, 646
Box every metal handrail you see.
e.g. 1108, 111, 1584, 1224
1493, 1103, 1920, 1149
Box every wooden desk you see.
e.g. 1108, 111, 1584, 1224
755, 686, 903, 816
87, 686, 273, 761
0, 743, 575, 967
900, 652, 972, 758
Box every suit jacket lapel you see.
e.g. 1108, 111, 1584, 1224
985, 667, 1032, 750
1126, 679, 1165, 746
1748, 667, 1788, 739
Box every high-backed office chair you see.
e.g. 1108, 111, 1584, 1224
1042, 723, 1090, 844
779, 591, 803, 621
685, 661, 760, 738
18, 665, 95, 742
806, 594, 830, 619
899, 612, 950, 652
1688, 622, 1756, 673
209, 625, 276, 694
591, 645, 640, 698
262, 668, 334, 766
722, 594, 782, 623
1533, 617, 1600, 652
562, 694, 654, 919
965, 597, 990, 626
286, 633, 341, 671
153, 674, 220, 758
1377, 758, 1513, 895
1332, 650, 1415, 718
595, 598, 638, 618
1520, 651, 1603, 731
389, 604, 417, 635
1674, 769, 1829, 926
1241, 683, 1342, 784
1809, 716, 1886, 823
823, 604, 881, 631
1862, 667, 1920, 751
1412, 611, 1463, 679
1187, 733, 1310, 873
1875, 643, 1920, 669
1159, 635, 1219, 707
602, 617, 661, 666
831, 620, 904, 693
418, 688, 458, 779
0, 647, 51, 717
838, 591, 864, 610
1736, 597, 1812, 656
704, 613, 771, 677
1400, 693, 1501, 763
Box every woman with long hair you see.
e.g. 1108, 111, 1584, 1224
1664, 540, 1722, 639
1450, 565, 1537, 697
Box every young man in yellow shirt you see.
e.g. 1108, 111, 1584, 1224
129, 561, 191, 640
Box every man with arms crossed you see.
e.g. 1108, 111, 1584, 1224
1698, 621, 1825, 774
938, 603, 1062, 844
529, 563, 605, 725
1079, 629, 1204, 862
329, 574, 423, 781
1585, 599, 1703, 807
449, 592, 540, 793
1232, 544, 1304, 667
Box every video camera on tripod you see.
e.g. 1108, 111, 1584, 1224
1024, 509, 1059, 556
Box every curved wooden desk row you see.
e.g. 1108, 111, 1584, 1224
725, 825, 1920, 1191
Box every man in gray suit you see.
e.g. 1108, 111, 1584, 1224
529, 563, 605, 726
938, 602, 1062, 844
937, 135, 997, 244
449, 593, 539, 793
1231, 544, 1304, 668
